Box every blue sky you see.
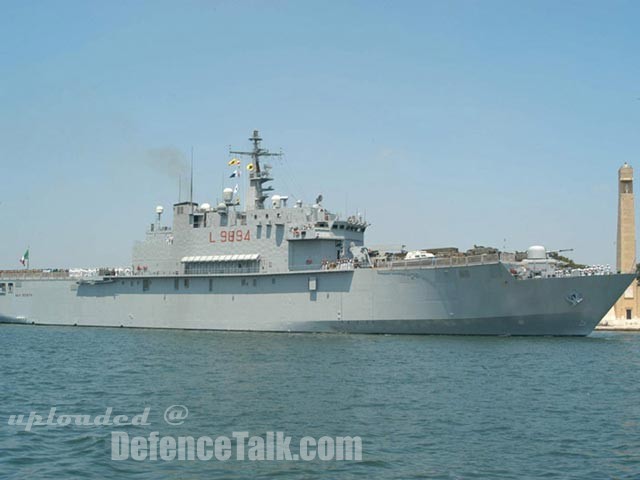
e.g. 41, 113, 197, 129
0, 0, 638, 268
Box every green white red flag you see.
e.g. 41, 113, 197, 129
20, 248, 29, 267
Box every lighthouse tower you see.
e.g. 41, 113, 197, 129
617, 163, 636, 274
613, 163, 637, 321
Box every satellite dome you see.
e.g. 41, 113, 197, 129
155, 206, 164, 214
200, 203, 211, 211
223, 188, 234, 204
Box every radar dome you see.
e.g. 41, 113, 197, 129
526, 245, 547, 260
155, 206, 164, 214
200, 203, 211, 211
223, 188, 234, 204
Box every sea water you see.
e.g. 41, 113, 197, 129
1, 325, 639, 479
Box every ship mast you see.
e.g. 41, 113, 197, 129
230, 130, 282, 210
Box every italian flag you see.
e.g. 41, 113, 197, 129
20, 248, 29, 267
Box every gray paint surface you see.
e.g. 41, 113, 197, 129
0, 265, 633, 336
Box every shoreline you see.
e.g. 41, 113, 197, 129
596, 324, 640, 332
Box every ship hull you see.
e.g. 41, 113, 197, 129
0, 264, 634, 336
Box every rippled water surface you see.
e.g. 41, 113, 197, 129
1, 325, 640, 479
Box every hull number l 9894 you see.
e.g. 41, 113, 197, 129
209, 230, 251, 243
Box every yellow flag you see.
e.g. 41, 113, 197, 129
246, 163, 255, 171
228, 158, 241, 166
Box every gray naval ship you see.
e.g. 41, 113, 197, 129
0, 131, 634, 335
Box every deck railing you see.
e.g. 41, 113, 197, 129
0, 271, 71, 280
0, 252, 613, 279
379, 252, 513, 271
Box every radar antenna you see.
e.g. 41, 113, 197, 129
230, 130, 283, 209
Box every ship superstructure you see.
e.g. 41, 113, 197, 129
132, 131, 368, 277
